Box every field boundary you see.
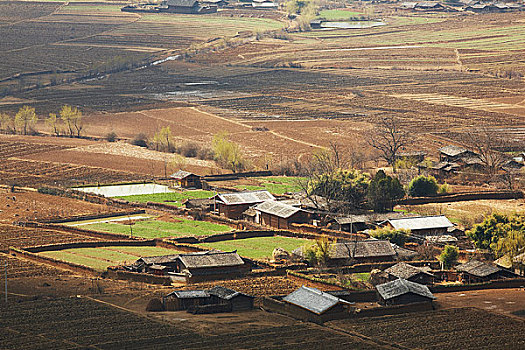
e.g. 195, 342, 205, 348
39, 209, 147, 224
399, 190, 524, 205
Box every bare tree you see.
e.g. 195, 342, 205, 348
465, 127, 508, 176
367, 115, 411, 171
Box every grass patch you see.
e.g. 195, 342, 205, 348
351, 272, 371, 282
199, 236, 310, 259
40, 246, 183, 271
318, 9, 363, 20
116, 190, 214, 206
83, 218, 231, 238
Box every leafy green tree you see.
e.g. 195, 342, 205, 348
59, 105, 83, 137
439, 245, 458, 269
212, 132, 248, 173
307, 168, 370, 210
0, 112, 14, 133
46, 113, 61, 136
367, 170, 405, 212
467, 213, 525, 250
152, 126, 175, 152
301, 237, 335, 266
14, 105, 37, 135
369, 227, 410, 246
494, 230, 525, 259
408, 175, 439, 197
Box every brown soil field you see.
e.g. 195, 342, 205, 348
328, 307, 525, 350
0, 189, 122, 223
0, 224, 102, 252
0, 251, 71, 278
437, 288, 525, 317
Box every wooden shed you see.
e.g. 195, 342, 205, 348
253, 200, 311, 230
170, 170, 202, 189
376, 279, 435, 306
456, 260, 516, 283
163, 290, 211, 311
208, 286, 254, 311
214, 190, 275, 219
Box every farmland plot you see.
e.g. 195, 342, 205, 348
328, 307, 525, 350
0, 297, 386, 350
0, 252, 71, 278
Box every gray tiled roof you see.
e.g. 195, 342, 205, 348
167, 290, 210, 298
384, 262, 433, 280
333, 240, 396, 259
376, 279, 435, 300
178, 251, 244, 269
139, 255, 179, 265
254, 201, 302, 219
456, 260, 501, 277
217, 190, 275, 205
439, 145, 468, 157
170, 170, 196, 179
208, 286, 252, 300
166, 0, 198, 7
386, 215, 453, 231
283, 286, 348, 315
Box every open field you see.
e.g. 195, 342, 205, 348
231, 176, 304, 194
81, 216, 232, 238
328, 307, 525, 350
0, 189, 123, 223
116, 189, 215, 205
0, 224, 102, 252
198, 236, 311, 259
0, 297, 386, 350
0, 251, 71, 278
39, 245, 184, 271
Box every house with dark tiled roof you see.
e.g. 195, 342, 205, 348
456, 260, 516, 283
380, 215, 454, 236
384, 262, 434, 285
169, 250, 250, 283
376, 279, 435, 305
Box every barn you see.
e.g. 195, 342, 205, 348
169, 250, 250, 283
163, 290, 211, 311
214, 190, 275, 219
384, 262, 434, 285
253, 200, 311, 229
208, 286, 254, 311
376, 278, 435, 306
282, 286, 351, 323
170, 170, 202, 189
380, 215, 454, 236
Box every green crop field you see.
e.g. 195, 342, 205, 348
199, 236, 311, 259
40, 245, 183, 271
83, 218, 231, 238
317, 9, 364, 20
115, 190, 214, 206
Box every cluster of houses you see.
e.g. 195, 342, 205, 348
398, 1, 525, 12
126, 250, 250, 283
121, 0, 277, 14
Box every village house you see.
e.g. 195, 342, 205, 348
330, 240, 397, 264
282, 286, 352, 323
170, 170, 202, 189
253, 200, 311, 229
380, 215, 454, 236
162, 0, 217, 13
214, 190, 275, 219
328, 212, 409, 233
168, 250, 250, 283
182, 197, 215, 211
456, 260, 516, 283
512, 253, 525, 276
439, 145, 478, 163
376, 278, 435, 306
384, 262, 435, 285
129, 255, 179, 275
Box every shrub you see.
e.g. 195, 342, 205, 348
408, 175, 439, 197
131, 133, 148, 147
179, 142, 199, 158
105, 132, 117, 142
439, 245, 458, 269
197, 147, 214, 160
369, 227, 410, 246
146, 298, 164, 312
